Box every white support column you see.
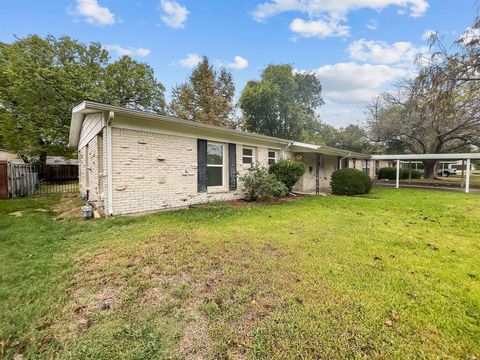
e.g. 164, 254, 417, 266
396, 159, 400, 189
465, 158, 471, 194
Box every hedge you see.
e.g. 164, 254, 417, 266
330, 168, 372, 196
378, 167, 422, 180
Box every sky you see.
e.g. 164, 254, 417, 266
0, 0, 477, 127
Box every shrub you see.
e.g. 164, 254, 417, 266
378, 167, 397, 180
330, 168, 372, 196
409, 169, 422, 179
240, 163, 288, 201
378, 167, 422, 180
268, 159, 306, 191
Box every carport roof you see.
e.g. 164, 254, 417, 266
371, 153, 480, 161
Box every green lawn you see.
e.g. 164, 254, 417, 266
1, 189, 479, 359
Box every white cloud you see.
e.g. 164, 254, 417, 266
71, 0, 115, 26
227, 56, 249, 70
289, 17, 350, 38
319, 106, 358, 127
366, 19, 378, 30
460, 26, 480, 45
253, 0, 429, 21
178, 53, 202, 68
312, 62, 406, 104
106, 45, 151, 57
422, 29, 436, 40
159, 0, 189, 28
347, 39, 429, 65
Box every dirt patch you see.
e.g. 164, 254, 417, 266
225, 194, 306, 207
53, 194, 84, 220
9, 211, 24, 217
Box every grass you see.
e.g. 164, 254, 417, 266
1, 189, 479, 359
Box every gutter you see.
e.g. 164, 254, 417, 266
338, 153, 351, 169
282, 141, 293, 158
106, 111, 114, 216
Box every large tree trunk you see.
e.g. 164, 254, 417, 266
423, 160, 438, 179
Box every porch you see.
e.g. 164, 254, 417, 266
288, 142, 370, 195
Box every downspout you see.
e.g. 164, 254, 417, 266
282, 142, 293, 158
106, 111, 114, 216
338, 153, 351, 170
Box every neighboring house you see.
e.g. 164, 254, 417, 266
68, 100, 370, 216
0, 148, 24, 163
46, 156, 79, 166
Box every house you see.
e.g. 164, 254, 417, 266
68, 100, 370, 216
0, 148, 24, 163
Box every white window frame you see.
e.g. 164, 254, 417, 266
268, 149, 279, 165
207, 142, 227, 190
242, 146, 255, 165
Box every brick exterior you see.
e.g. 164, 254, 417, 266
77, 121, 368, 215
109, 128, 279, 215
78, 128, 107, 212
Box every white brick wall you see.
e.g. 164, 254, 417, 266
110, 128, 279, 215
78, 129, 108, 211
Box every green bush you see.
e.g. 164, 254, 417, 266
268, 159, 306, 191
240, 163, 288, 201
330, 168, 372, 196
409, 169, 422, 179
378, 167, 422, 180
378, 167, 397, 180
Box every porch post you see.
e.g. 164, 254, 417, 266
465, 158, 471, 194
315, 153, 320, 195
396, 159, 400, 189
461, 159, 465, 188
408, 160, 412, 183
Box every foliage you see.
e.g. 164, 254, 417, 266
0, 35, 165, 157
2, 189, 480, 358
239, 64, 324, 141
239, 163, 288, 201
366, 18, 480, 178
268, 159, 306, 191
330, 168, 372, 195
169, 56, 236, 127
102, 56, 165, 113
378, 167, 422, 180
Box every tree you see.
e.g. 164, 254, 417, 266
239, 64, 324, 141
331, 124, 370, 153
366, 18, 480, 178
103, 56, 165, 113
169, 56, 236, 127
0, 35, 166, 157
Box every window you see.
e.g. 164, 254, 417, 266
242, 147, 254, 164
268, 150, 278, 165
207, 143, 225, 187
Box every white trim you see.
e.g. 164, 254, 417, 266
268, 149, 279, 165
207, 142, 226, 191
372, 153, 480, 160
465, 158, 471, 194
242, 146, 255, 165
396, 159, 400, 189
106, 111, 114, 216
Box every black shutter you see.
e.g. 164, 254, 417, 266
228, 143, 237, 190
197, 139, 207, 192
344, 158, 349, 168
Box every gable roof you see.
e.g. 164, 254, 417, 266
68, 100, 369, 159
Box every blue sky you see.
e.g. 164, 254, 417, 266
1, 0, 477, 127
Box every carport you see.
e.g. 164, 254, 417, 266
371, 153, 480, 193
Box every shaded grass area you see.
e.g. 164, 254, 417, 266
0, 189, 479, 359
